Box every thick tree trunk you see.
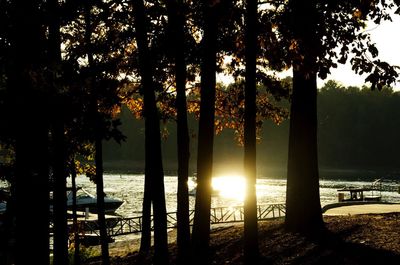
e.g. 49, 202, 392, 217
192, 2, 217, 264
165, 0, 191, 263
243, 0, 260, 264
11, 1, 50, 264
285, 68, 323, 233
133, 1, 169, 263
285, 0, 324, 234
52, 122, 69, 265
15, 113, 49, 265
48, 0, 69, 263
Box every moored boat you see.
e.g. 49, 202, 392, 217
0, 202, 6, 215
0, 189, 9, 216
66, 187, 124, 214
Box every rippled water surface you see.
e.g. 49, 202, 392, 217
63, 174, 400, 217
1, 174, 399, 217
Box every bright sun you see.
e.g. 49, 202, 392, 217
212, 175, 246, 200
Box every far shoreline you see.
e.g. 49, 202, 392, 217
102, 162, 400, 181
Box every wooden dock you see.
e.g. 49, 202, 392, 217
73, 203, 286, 238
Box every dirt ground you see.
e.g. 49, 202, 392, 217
84, 213, 400, 265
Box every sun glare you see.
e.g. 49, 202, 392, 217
212, 175, 246, 201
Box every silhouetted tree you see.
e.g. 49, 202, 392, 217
284, 0, 324, 233
48, 0, 69, 264
279, 0, 399, 233
1, 1, 127, 264
191, 1, 218, 264
9, 1, 50, 264
243, 0, 260, 263
132, 0, 169, 263
83, 3, 110, 264
165, 0, 191, 263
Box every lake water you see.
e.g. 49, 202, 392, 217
64, 174, 400, 217
1, 174, 399, 217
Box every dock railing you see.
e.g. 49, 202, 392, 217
76, 203, 286, 237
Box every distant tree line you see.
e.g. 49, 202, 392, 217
318, 80, 400, 176
104, 80, 400, 178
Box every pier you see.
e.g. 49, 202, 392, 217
73, 203, 286, 238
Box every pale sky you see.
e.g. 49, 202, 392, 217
217, 14, 400, 90
319, 14, 400, 90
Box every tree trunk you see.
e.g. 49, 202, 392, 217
140, 176, 152, 253
285, 0, 324, 234
48, 0, 69, 263
83, 4, 110, 264
165, 0, 191, 263
137, 1, 151, 252
192, 2, 217, 264
11, 1, 50, 264
15, 112, 49, 265
52, 122, 69, 265
132, 1, 169, 263
70, 160, 81, 265
243, 0, 260, 263
285, 68, 323, 233
95, 137, 110, 265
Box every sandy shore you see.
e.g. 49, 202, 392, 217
323, 202, 400, 216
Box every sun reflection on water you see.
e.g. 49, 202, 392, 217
212, 175, 246, 200
188, 174, 287, 204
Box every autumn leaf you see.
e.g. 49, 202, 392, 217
289, 39, 298, 51
353, 9, 362, 19
125, 98, 143, 119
